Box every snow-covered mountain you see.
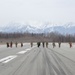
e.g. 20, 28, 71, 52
0, 22, 75, 34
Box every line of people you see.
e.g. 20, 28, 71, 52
52, 42, 72, 48
52, 42, 61, 48
36, 42, 61, 48
6, 42, 23, 48
30, 42, 48, 48
6, 42, 73, 48
36, 42, 72, 48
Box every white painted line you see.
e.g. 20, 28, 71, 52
17, 51, 27, 54
0, 55, 17, 63
26, 49, 31, 51
0, 56, 13, 62
3, 55, 17, 63
17, 46, 36, 55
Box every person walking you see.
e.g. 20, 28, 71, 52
31, 42, 33, 47
69, 42, 72, 48
37, 42, 40, 47
52, 42, 55, 48
10, 41, 13, 48
58, 42, 61, 48
6, 42, 9, 48
42, 42, 45, 47
15, 42, 18, 47
21, 42, 23, 47
46, 42, 48, 48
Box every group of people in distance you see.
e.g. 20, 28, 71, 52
6, 42, 23, 48
30, 42, 60, 48
30, 42, 48, 48
31, 42, 73, 48
52, 42, 61, 48
6, 41, 72, 48
37, 42, 48, 48
52, 42, 72, 48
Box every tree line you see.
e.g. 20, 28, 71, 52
0, 32, 75, 42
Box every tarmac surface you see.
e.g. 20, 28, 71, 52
0, 43, 75, 75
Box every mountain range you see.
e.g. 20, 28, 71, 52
0, 22, 75, 34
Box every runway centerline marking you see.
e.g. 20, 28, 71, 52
0, 55, 17, 63
17, 49, 31, 54
25, 48, 33, 51
17, 47, 35, 54
0, 46, 36, 64
17, 51, 27, 54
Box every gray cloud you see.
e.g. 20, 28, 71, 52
0, 0, 75, 26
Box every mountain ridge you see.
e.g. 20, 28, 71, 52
0, 22, 75, 34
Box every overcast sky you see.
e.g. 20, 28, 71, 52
0, 0, 75, 26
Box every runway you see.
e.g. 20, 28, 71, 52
0, 43, 75, 75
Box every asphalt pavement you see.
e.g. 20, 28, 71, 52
0, 43, 75, 75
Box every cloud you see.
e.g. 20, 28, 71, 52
0, 0, 75, 25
